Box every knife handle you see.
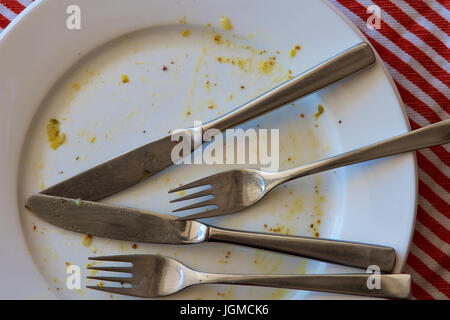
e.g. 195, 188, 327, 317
207, 226, 396, 272
202, 42, 375, 137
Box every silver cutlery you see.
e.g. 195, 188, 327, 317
86, 254, 411, 299
26, 194, 396, 272
40, 42, 375, 201
171, 119, 450, 220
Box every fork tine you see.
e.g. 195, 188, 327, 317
176, 208, 221, 220
169, 189, 214, 203
87, 266, 132, 273
86, 285, 133, 296
172, 199, 216, 213
87, 276, 133, 284
88, 255, 134, 263
168, 176, 213, 193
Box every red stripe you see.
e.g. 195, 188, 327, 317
417, 152, 450, 194
338, 0, 450, 87
374, 0, 450, 60
0, 12, 10, 29
403, 0, 450, 36
417, 206, 450, 245
0, 0, 25, 15
419, 180, 450, 219
406, 253, 450, 298
412, 231, 450, 272
411, 279, 435, 300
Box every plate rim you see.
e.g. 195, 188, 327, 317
322, 0, 418, 274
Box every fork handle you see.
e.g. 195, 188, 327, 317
198, 273, 411, 299
270, 119, 450, 185
207, 226, 396, 272
202, 42, 375, 136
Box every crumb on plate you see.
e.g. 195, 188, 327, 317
220, 16, 233, 30
121, 74, 129, 83
181, 29, 190, 37
290, 44, 301, 58
213, 33, 222, 44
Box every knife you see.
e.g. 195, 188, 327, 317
26, 194, 396, 272
40, 43, 375, 200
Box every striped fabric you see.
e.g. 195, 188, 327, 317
329, 0, 449, 300
0, 0, 448, 300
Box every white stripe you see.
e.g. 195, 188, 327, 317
403, 266, 447, 299
405, 105, 432, 124
415, 220, 450, 257
410, 243, 450, 283
396, 0, 450, 44
419, 168, 450, 203
426, 0, 450, 21
356, 0, 450, 94
404, 105, 431, 127
419, 195, 450, 228
329, 0, 449, 115
17, 0, 34, 7
0, 3, 17, 21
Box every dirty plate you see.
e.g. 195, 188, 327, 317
0, 0, 416, 299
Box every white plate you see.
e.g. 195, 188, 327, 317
0, 0, 416, 299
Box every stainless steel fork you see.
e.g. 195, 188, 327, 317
170, 119, 450, 219
86, 254, 411, 299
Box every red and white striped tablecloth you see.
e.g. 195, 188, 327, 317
1, 0, 448, 300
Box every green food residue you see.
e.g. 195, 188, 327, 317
46, 119, 66, 150
313, 104, 324, 120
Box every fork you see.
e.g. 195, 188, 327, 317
86, 254, 411, 299
170, 119, 450, 219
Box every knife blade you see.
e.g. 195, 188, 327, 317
40, 135, 184, 201
26, 194, 207, 244
26, 194, 397, 271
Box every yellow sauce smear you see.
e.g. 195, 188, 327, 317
46, 119, 66, 150
216, 56, 251, 72
257, 58, 276, 75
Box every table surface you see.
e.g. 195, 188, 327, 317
0, 0, 448, 300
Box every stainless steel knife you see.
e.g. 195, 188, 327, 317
26, 194, 396, 272
40, 43, 376, 201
